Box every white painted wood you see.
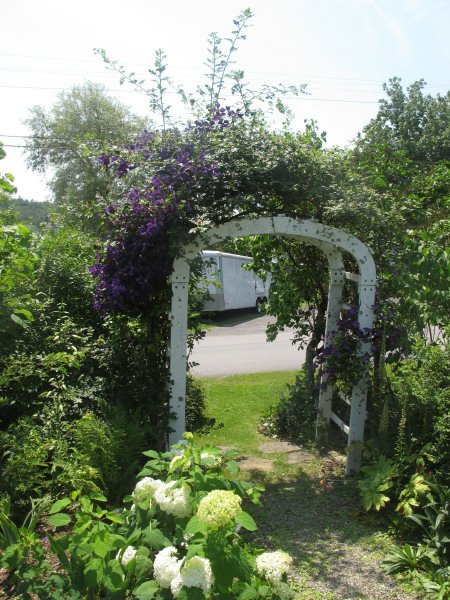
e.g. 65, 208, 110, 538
168, 260, 190, 446
316, 248, 345, 441
345, 271, 361, 283
330, 411, 350, 435
345, 281, 376, 474
168, 216, 376, 473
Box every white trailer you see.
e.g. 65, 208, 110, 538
200, 250, 271, 312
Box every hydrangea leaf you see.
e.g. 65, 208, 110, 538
235, 510, 257, 531
133, 580, 159, 599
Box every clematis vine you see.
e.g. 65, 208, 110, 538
90, 105, 242, 315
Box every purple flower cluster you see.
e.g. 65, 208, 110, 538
90, 112, 239, 314
189, 104, 244, 134
97, 152, 133, 178
314, 302, 400, 393
314, 306, 372, 391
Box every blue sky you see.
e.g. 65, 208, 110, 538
1, 0, 449, 200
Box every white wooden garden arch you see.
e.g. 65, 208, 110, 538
169, 216, 376, 474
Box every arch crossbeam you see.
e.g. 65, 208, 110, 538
168, 216, 376, 474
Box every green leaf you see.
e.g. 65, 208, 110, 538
223, 448, 240, 460
93, 536, 111, 558
185, 515, 207, 536
13, 308, 33, 320
239, 585, 257, 599
185, 544, 205, 560
48, 498, 71, 514
10, 314, 28, 328
89, 493, 107, 502
47, 512, 71, 527
134, 580, 159, 599
235, 511, 257, 531
142, 527, 171, 550
177, 588, 204, 600
105, 512, 125, 524
84, 558, 103, 588
142, 450, 160, 458
104, 559, 125, 592
135, 555, 153, 580
226, 460, 240, 475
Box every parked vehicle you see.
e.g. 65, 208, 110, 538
200, 250, 271, 312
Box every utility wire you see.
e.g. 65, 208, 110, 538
0, 85, 380, 103
1, 52, 449, 88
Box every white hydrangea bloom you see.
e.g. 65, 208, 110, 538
170, 574, 183, 598
153, 546, 182, 588
116, 545, 137, 566
182, 556, 214, 593
256, 550, 292, 583
154, 480, 192, 518
197, 490, 242, 528
133, 477, 164, 506
170, 556, 214, 598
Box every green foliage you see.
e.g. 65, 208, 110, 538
396, 473, 431, 516
382, 482, 449, 599
0, 148, 37, 352
389, 339, 450, 477
0, 141, 16, 203
260, 369, 317, 443
23, 82, 148, 228
399, 219, 450, 333
0, 437, 292, 599
382, 543, 438, 575
405, 484, 450, 565
417, 569, 450, 600
185, 373, 215, 433
355, 78, 450, 172
358, 455, 396, 512
0, 222, 36, 353
9, 197, 52, 225
34, 227, 100, 327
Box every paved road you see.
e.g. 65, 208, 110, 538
190, 315, 305, 377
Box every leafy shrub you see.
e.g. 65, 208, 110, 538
388, 338, 450, 480
0, 403, 151, 517
1, 435, 293, 599
358, 455, 396, 511
260, 369, 317, 442
34, 227, 100, 329
98, 312, 171, 451
185, 373, 214, 433
382, 482, 450, 599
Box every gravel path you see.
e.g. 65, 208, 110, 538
244, 447, 419, 600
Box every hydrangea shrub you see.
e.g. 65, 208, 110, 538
1, 434, 293, 599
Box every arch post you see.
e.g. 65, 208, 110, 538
316, 262, 346, 443
168, 259, 190, 445
345, 277, 376, 474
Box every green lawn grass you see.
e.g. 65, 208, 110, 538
193, 371, 416, 600
195, 370, 297, 454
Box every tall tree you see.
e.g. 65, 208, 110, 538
353, 77, 449, 192
24, 82, 149, 227
352, 78, 449, 334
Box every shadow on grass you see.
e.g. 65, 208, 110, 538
243, 460, 412, 600
202, 308, 262, 328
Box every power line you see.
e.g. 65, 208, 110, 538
0, 85, 380, 104
1, 52, 449, 88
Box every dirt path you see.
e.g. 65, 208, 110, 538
239, 442, 419, 600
